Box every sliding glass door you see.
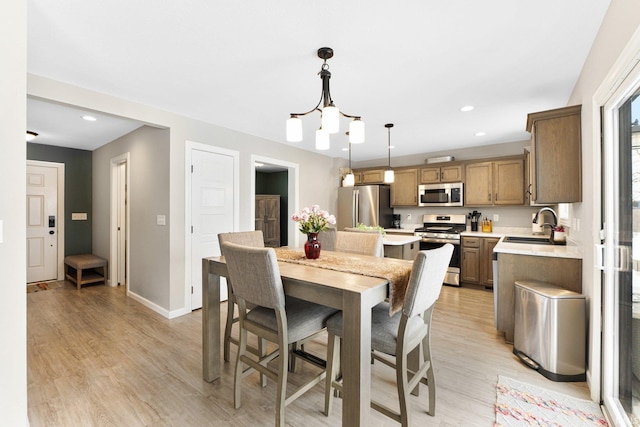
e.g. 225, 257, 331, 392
602, 68, 640, 426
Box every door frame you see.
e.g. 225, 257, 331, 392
26, 160, 65, 281
594, 25, 640, 424
184, 140, 239, 313
250, 155, 299, 248
110, 152, 130, 290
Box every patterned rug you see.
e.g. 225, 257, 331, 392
27, 281, 64, 293
495, 376, 608, 426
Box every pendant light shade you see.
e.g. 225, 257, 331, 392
286, 116, 303, 142
315, 128, 330, 150
384, 123, 395, 183
349, 118, 365, 144
343, 172, 355, 187
286, 47, 364, 150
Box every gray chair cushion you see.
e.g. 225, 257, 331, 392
317, 228, 337, 251
248, 296, 338, 344
326, 302, 426, 356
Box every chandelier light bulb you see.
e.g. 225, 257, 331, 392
321, 104, 340, 134
286, 116, 303, 142
315, 128, 330, 150
349, 119, 365, 144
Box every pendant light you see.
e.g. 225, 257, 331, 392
344, 142, 355, 187
384, 123, 395, 183
286, 47, 365, 150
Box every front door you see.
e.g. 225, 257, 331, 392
26, 163, 59, 283
190, 148, 236, 310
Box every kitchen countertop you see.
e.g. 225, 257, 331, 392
382, 234, 421, 245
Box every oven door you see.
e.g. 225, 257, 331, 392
418, 239, 461, 286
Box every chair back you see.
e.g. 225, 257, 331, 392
218, 230, 265, 252
335, 230, 383, 257
402, 244, 453, 318
221, 242, 285, 310
317, 228, 337, 251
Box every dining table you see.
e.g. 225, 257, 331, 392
201, 248, 413, 426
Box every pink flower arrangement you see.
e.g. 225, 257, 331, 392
291, 205, 336, 235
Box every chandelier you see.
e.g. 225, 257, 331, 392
286, 47, 365, 150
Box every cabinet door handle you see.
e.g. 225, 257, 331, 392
488, 193, 491, 202
495, 193, 498, 201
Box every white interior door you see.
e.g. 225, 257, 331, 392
191, 148, 235, 310
26, 164, 58, 283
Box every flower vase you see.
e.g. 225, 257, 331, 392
304, 232, 321, 259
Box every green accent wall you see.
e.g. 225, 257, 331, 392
27, 143, 92, 256
256, 171, 288, 245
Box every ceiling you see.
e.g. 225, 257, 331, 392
27, 1, 610, 161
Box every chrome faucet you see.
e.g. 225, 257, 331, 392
533, 207, 558, 241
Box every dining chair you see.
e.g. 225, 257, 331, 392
323, 244, 454, 426
335, 230, 384, 257
218, 230, 265, 362
221, 241, 338, 427
317, 227, 337, 251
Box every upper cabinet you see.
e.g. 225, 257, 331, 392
353, 169, 385, 185
420, 164, 463, 184
465, 158, 524, 206
526, 105, 582, 204
391, 168, 418, 207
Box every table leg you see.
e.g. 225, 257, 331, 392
202, 259, 221, 382
341, 291, 372, 426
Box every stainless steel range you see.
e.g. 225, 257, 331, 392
414, 214, 466, 286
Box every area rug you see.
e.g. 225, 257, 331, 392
27, 281, 63, 293
495, 375, 608, 426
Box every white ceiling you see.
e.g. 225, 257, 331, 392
27, 1, 611, 161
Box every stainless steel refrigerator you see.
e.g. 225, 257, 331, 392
337, 185, 393, 231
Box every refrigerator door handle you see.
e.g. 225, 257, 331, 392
353, 189, 359, 227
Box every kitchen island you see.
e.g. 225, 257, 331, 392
493, 236, 583, 343
382, 234, 420, 260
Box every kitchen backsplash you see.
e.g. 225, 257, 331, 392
392, 206, 544, 228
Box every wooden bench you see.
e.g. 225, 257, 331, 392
64, 254, 108, 289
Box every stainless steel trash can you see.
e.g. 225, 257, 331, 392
513, 280, 586, 382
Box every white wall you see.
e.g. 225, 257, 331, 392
0, 0, 28, 424
27, 74, 341, 316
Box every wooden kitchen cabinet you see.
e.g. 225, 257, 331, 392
461, 236, 499, 287
353, 168, 385, 185
420, 164, 463, 184
464, 157, 524, 206
255, 195, 280, 247
461, 237, 481, 283
526, 105, 582, 203
390, 168, 418, 206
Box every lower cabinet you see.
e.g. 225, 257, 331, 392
461, 236, 499, 287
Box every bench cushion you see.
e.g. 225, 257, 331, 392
64, 254, 107, 270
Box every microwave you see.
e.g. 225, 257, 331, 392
418, 183, 464, 207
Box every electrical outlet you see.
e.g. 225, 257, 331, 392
493, 214, 499, 222
407, 214, 411, 220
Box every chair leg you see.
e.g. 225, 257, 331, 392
259, 338, 268, 387
324, 334, 340, 416
423, 336, 436, 416
396, 348, 411, 427
408, 346, 421, 397
224, 290, 235, 362
234, 324, 247, 409
275, 338, 288, 427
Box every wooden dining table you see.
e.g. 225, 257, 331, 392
201, 249, 413, 426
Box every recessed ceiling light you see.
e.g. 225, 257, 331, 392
389, 145, 395, 149
342, 147, 349, 151
475, 131, 486, 137
82, 115, 97, 122
26, 131, 38, 142
460, 106, 474, 112
255, 162, 264, 167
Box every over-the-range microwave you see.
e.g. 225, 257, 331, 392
418, 183, 464, 207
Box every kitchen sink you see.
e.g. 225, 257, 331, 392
503, 236, 553, 245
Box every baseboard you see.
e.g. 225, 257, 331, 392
127, 290, 171, 319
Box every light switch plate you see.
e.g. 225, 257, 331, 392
71, 212, 88, 220
157, 215, 166, 226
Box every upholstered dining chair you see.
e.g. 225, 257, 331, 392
323, 244, 454, 426
334, 230, 384, 257
221, 241, 338, 427
218, 230, 265, 362
317, 227, 337, 251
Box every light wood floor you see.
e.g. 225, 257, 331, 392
27, 281, 591, 426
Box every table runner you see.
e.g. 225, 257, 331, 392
274, 247, 412, 315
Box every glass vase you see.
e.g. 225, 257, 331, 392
304, 232, 321, 259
